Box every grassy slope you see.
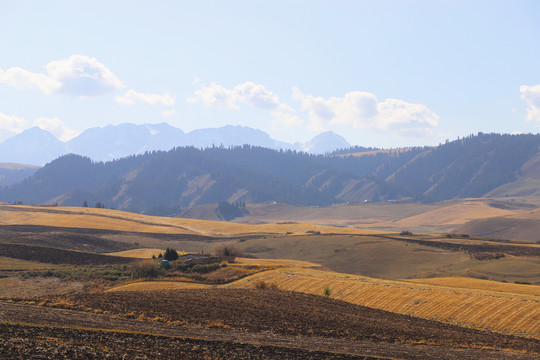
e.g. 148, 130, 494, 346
404, 277, 540, 296
234, 234, 540, 283
2, 204, 539, 282
232, 199, 529, 234
104, 248, 168, 258
0, 204, 381, 237
456, 207, 540, 242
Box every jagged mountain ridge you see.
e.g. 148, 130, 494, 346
0, 123, 350, 165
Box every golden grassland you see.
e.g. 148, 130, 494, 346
106, 281, 210, 292
403, 277, 540, 296
393, 199, 524, 227
233, 257, 321, 269
225, 267, 540, 339
0, 257, 57, 271
0, 277, 85, 297
454, 205, 540, 241
2, 198, 536, 237
233, 234, 540, 282
3, 203, 538, 282
233, 198, 531, 234
104, 249, 170, 258
0, 204, 383, 237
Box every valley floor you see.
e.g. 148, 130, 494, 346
1, 204, 540, 359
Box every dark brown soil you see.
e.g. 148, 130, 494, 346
0, 226, 136, 253
0, 301, 534, 360
0, 323, 371, 360
46, 288, 539, 354
389, 234, 540, 257
0, 243, 134, 265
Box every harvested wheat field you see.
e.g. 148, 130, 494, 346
404, 277, 540, 296
234, 257, 322, 269
106, 280, 211, 292
394, 199, 525, 228
104, 248, 169, 258
227, 268, 540, 339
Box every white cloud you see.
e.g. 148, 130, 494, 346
161, 109, 177, 117
293, 87, 439, 136
0, 112, 27, 132
0, 112, 77, 142
189, 82, 241, 109
0, 112, 28, 142
189, 81, 301, 126
0, 68, 60, 94
520, 84, 540, 122
0, 55, 124, 97
116, 89, 175, 106
33, 117, 78, 141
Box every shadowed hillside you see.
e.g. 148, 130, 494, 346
2, 133, 540, 214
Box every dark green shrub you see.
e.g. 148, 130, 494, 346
191, 262, 220, 274
163, 248, 179, 261
214, 245, 243, 263
324, 286, 331, 297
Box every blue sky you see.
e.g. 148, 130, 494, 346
1, 0, 540, 148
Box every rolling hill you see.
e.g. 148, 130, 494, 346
0, 147, 410, 212
2, 132, 540, 215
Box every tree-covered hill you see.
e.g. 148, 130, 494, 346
1, 133, 540, 215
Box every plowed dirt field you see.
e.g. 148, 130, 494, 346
4, 288, 532, 358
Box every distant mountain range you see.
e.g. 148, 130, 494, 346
2, 132, 540, 215
0, 123, 351, 166
0, 163, 41, 188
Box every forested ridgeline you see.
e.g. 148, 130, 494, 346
1, 133, 539, 214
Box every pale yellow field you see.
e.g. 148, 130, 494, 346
226, 267, 540, 339
234, 257, 322, 269
106, 281, 211, 292
394, 199, 524, 227
0, 257, 57, 271
0, 204, 383, 237
105, 249, 170, 258
0, 277, 84, 297
404, 277, 540, 296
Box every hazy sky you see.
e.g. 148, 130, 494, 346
1, 0, 540, 147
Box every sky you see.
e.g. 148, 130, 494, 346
1, 0, 540, 148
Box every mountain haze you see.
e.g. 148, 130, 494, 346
0, 163, 41, 187
301, 131, 351, 155
0, 123, 351, 165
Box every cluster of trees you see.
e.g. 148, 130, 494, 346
82, 201, 108, 208
217, 201, 246, 221
152, 248, 180, 261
